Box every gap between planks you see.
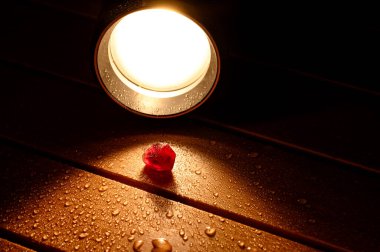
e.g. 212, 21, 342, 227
0, 135, 352, 252
0, 58, 377, 177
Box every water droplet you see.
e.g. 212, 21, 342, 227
152, 238, 172, 252
179, 229, 185, 237
205, 227, 216, 237
128, 235, 135, 242
133, 240, 144, 251
79, 232, 89, 239
84, 183, 90, 189
64, 201, 72, 207
42, 234, 49, 240
53, 231, 60, 236
98, 186, 108, 192
238, 241, 245, 248
248, 152, 259, 158
130, 229, 136, 235
96, 237, 102, 242
213, 192, 219, 197
297, 198, 307, 205
166, 210, 173, 219
112, 209, 120, 216
195, 170, 201, 175
74, 245, 80, 250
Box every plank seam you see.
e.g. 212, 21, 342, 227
191, 116, 380, 176
0, 135, 352, 252
1, 58, 378, 175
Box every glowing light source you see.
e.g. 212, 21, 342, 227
109, 9, 211, 92
94, 7, 220, 118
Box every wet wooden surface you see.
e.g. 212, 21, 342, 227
0, 238, 35, 252
0, 144, 316, 252
1, 0, 379, 252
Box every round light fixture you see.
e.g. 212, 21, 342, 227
94, 7, 220, 118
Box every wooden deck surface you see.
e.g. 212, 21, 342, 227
1, 1, 379, 251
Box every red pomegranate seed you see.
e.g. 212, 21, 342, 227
142, 143, 176, 172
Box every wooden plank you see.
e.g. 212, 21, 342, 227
0, 144, 316, 252
0, 238, 35, 252
1, 1, 378, 171
211, 2, 380, 93
29, 0, 104, 19
195, 60, 380, 171
0, 1, 98, 87
1, 63, 379, 251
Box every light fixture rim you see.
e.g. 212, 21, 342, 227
94, 6, 220, 118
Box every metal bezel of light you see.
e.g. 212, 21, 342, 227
94, 7, 220, 118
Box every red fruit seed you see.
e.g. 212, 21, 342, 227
142, 143, 176, 171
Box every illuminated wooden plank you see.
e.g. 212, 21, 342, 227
0, 144, 316, 252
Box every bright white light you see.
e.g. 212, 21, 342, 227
109, 8, 211, 92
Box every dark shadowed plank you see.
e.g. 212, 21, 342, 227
29, 0, 104, 19
1, 63, 379, 252
0, 144, 317, 252
209, 2, 380, 93
0, 238, 36, 252
195, 60, 380, 171
0, 1, 99, 87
